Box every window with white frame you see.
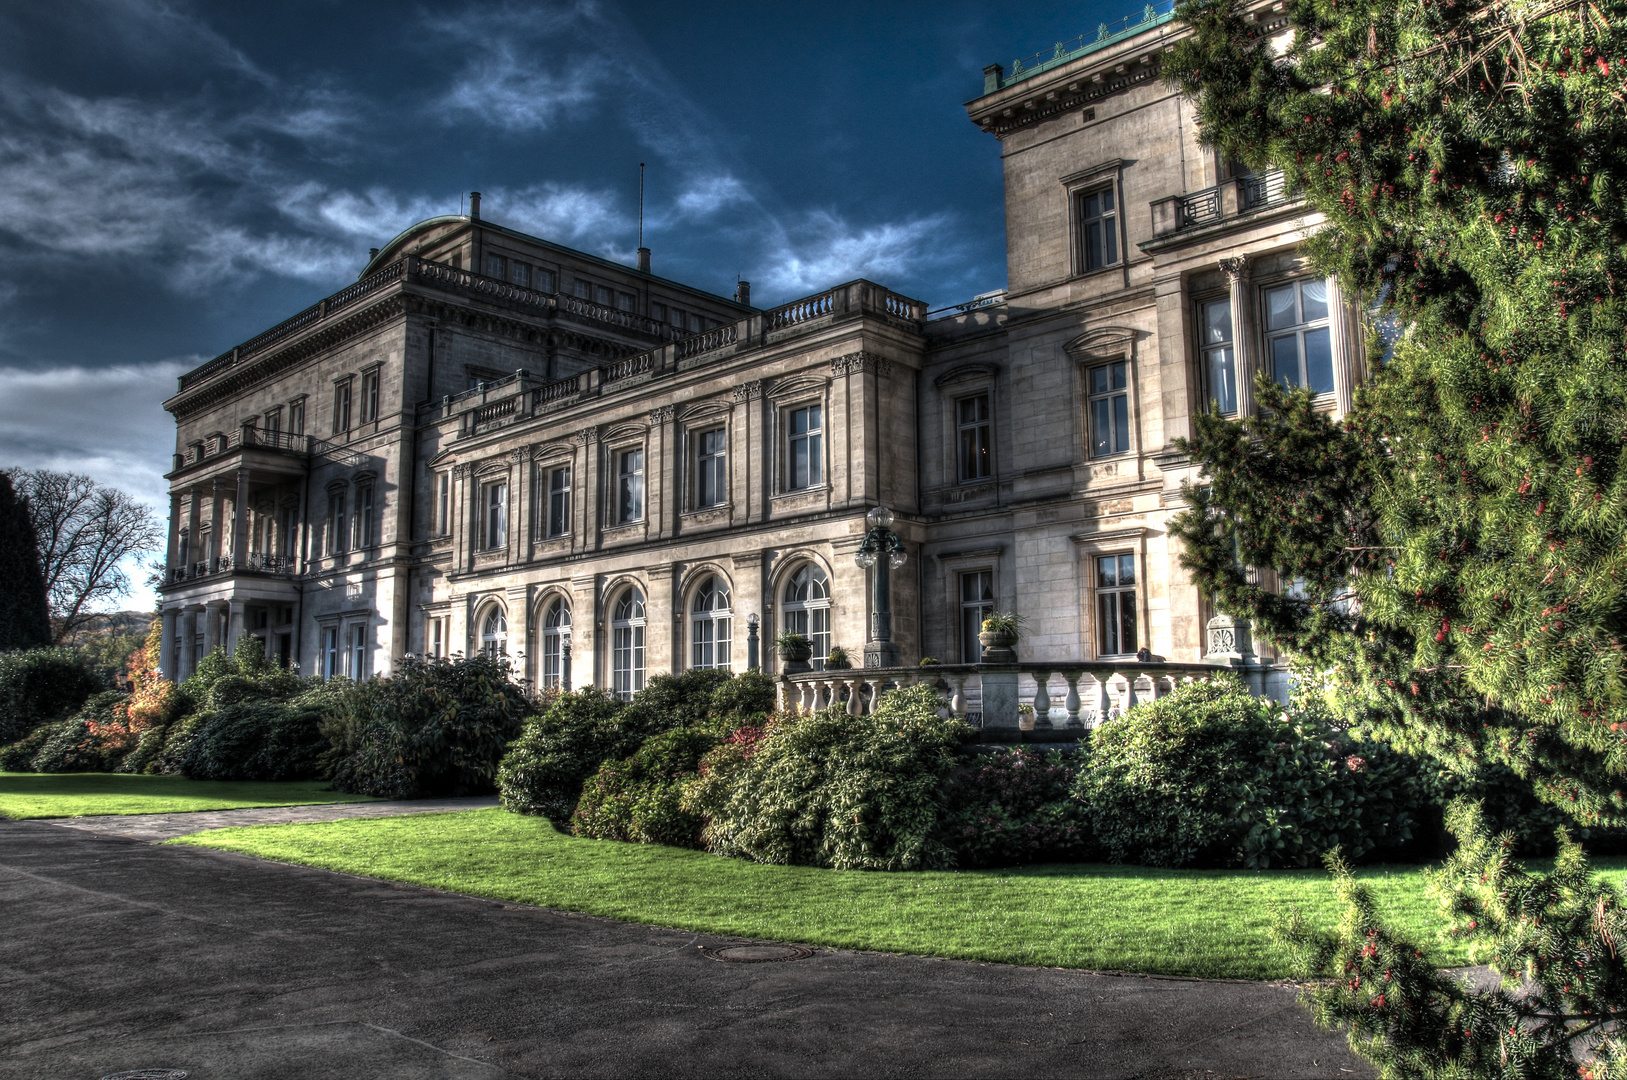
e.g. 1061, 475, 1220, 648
1076, 187, 1119, 271
349, 624, 367, 679
786, 404, 822, 490
482, 480, 507, 549
359, 370, 380, 425
481, 608, 507, 658
573, 278, 592, 299
322, 627, 339, 679
333, 379, 352, 435
541, 598, 570, 688
1263, 278, 1334, 395
690, 576, 732, 671
1199, 297, 1238, 414
956, 393, 992, 482
1095, 553, 1137, 657
611, 588, 646, 699
354, 483, 375, 549
428, 616, 447, 659
485, 254, 505, 278
781, 564, 830, 671
546, 465, 571, 537
959, 570, 995, 663
695, 428, 726, 508
326, 491, 347, 555
436, 471, 450, 536
1087, 361, 1131, 458
616, 449, 643, 523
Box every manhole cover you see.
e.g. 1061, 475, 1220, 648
700, 943, 814, 963
101, 1072, 188, 1080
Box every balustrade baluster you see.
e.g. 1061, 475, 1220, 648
949, 675, 968, 717
1063, 671, 1082, 728
1124, 673, 1139, 709
1031, 670, 1052, 730
1097, 673, 1114, 722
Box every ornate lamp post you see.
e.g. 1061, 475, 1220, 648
854, 505, 907, 668
746, 613, 760, 672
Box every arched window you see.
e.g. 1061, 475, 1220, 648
690, 576, 732, 671
611, 588, 646, 700
541, 597, 571, 689
481, 608, 507, 658
781, 564, 831, 670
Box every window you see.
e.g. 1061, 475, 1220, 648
483, 481, 508, 549
669, 307, 686, 329
617, 449, 644, 523
332, 380, 352, 435
436, 471, 450, 537
1096, 553, 1137, 657
288, 399, 305, 437
691, 576, 732, 671
354, 484, 375, 549
956, 394, 992, 482
1264, 279, 1334, 395
280, 505, 298, 559
615, 291, 634, 312
359, 370, 380, 425
322, 628, 339, 680
781, 564, 831, 671
651, 302, 667, 323
428, 616, 447, 659
687, 313, 702, 333
595, 285, 613, 307
959, 570, 995, 663
611, 589, 646, 699
480, 608, 507, 658
1087, 361, 1131, 458
264, 407, 281, 436
541, 598, 570, 689
536, 268, 556, 293
349, 624, 367, 679
510, 261, 529, 288
695, 428, 726, 508
325, 491, 347, 555
546, 465, 571, 537
485, 254, 505, 278
574, 278, 592, 300
1200, 298, 1238, 414
1077, 187, 1119, 271
787, 405, 822, 490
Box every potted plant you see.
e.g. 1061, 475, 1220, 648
825, 645, 853, 670
776, 630, 813, 673
978, 612, 1022, 662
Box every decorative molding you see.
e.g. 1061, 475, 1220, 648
831, 351, 892, 378
679, 399, 734, 424
648, 405, 675, 424
450, 463, 473, 479
571, 426, 599, 446
732, 379, 763, 403
1065, 325, 1137, 361
509, 447, 531, 464
1219, 256, 1248, 284
933, 363, 1000, 388
767, 374, 828, 400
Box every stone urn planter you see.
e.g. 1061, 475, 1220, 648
978, 629, 1018, 663
777, 632, 813, 674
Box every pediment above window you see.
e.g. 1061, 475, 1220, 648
1066, 326, 1136, 362
933, 363, 1000, 388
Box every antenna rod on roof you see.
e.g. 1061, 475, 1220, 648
636, 163, 651, 273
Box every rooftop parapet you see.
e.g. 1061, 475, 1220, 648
981, 0, 1176, 94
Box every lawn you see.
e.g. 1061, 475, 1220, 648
0, 772, 379, 820
176, 806, 1627, 980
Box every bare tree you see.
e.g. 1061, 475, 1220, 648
6, 470, 162, 644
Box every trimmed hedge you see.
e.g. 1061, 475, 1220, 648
0, 647, 99, 745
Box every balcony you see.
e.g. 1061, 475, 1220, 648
166, 552, 298, 585
1149, 170, 1297, 239
169, 427, 366, 477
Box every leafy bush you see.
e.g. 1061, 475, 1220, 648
180, 689, 330, 782
687, 685, 972, 870
940, 747, 1093, 867
572, 727, 721, 846
0, 647, 99, 745
328, 653, 529, 799
1078, 678, 1420, 869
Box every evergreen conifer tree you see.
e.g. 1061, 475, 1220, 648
0, 473, 51, 650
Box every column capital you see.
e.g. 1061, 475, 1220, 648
1219, 256, 1248, 284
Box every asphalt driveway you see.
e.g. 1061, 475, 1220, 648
0, 818, 1372, 1079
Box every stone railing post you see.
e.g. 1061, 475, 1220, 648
979, 665, 1020, 742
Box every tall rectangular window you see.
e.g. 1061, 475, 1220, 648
332, 380, 352, 435
354, 484, 374, 549
959, 570, 995, 663
349, 624, 366, 679
1077, 187, 1119, 271
264, 407, 281, 436
617, 450, 644, 523
1264, 279, 1335, 396
956, 394, 992, 482
288, 399, 305, 437
1096, 553, 1138, 657
510, 261, 529, 288
1200, 298, 1238, 414
326, 492, 347, 555
1088, 361, 1131, 458
280, 505, 298, 559
787, 405, 822, 490
436, 471, 450, 536
695, 428, 726, 508
322, 627, 339, 680
359, 371, 380, 425
547, 465, 572, 537
428, 617, 446, 659
483, 481, 507, 549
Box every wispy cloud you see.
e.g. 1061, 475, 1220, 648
756, 211, 962, 300
430, 1, 607, 131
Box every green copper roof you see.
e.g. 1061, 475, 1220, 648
988, 0, 1176, 93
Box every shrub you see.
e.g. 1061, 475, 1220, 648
940, 747, 1093, 867
1078, 678, 1420, 869
0, 647, 99, 745
688, 684, 972, 870
0, 722, 52, 771
328, 653, 529, 799
572, 727, 721, 846
180, 690, 330, 782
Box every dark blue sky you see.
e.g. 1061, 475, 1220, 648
0, 0, 1140, 603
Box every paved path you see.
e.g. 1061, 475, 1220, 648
0, 820, 1373, 1080
41, 796, 501, 843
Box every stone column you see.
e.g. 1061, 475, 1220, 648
1326, 275, 1358, 417
159, 609, 178, 681
179, 607, 199, 679
226, 599, 246, 658
232, 467, 249, 569
511, 448, 530, 563
209, 478, 225, 569
166, 493, 182, 578
1221, 257, 1257, 417
200, 601, 222, 663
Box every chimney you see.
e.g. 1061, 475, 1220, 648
369, 247, 380, 260
468, 191, 481, 220
734, 280, 751, 306
637, 247, 651, 273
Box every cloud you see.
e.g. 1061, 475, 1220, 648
674, 174, 751, 219
430, 2, 606, 131
756, 211, 960, 299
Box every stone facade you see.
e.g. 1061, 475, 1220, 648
157, 1, 1347, 706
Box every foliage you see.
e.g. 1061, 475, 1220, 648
825, 646, 853, 670
775, 631, 809, 652
704, 670, 777, 727
0, 472, 51, 650
1280, 803, 1627, 1079
687, 685, 972, 871
1078, 679, 1419, 869
0, 646, 99, 745
179, 688, 330, 782
571, 727, 721, 847
0, 722, 51, 771
940, 747, 1093, 867
979, 612, 1022, 637
327, 653, 529, 799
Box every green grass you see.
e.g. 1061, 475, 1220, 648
178, 807, 1627, 980
0, 772, 379, 820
